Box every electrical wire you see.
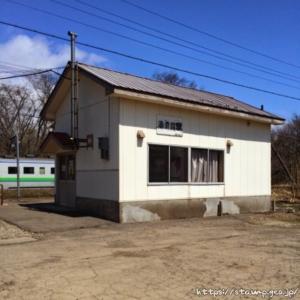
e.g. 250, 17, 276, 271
0, 20, 300, 102
0, 68, 61, 80
74, 0, 300, 81
121, 0, 300, 69
7, 0, 300, 85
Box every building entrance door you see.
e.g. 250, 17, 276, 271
56, 154, 76, 207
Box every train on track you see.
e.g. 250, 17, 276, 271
0, 158, 55, 189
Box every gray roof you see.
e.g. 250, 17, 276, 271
79, 63, 284, 121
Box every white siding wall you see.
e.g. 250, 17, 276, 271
119, 98, 271, 202
54, 75, 119, 201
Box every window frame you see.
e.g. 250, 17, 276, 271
148, 143, 224, 186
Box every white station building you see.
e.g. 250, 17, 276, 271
40, 62, 284, 223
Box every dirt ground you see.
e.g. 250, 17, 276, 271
0, 212, 299, 300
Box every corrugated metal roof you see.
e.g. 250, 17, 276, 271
79, 63, 284, 121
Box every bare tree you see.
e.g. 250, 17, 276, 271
0, 73, 57, 156
0, 84, 37, 155
29, 73, 57, 150
153, 71, 197, 89
272, 114, 300, 187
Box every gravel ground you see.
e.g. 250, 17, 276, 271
0, 213, 299, 300
0, 220, 31, 240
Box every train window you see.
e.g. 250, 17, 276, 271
51, 167, 55, 174
39, 167, 45, 175
24, 167, 34, 174
8, 167, 17, 174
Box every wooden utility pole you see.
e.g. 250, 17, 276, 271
68, 31, 78, 141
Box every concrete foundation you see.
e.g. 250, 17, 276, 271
76, 197, 120, 222
72, 195, 271, 223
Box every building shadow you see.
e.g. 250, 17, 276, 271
19, 202, 90, 218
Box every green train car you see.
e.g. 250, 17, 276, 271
0, 158, 55, 189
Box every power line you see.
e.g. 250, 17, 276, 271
75, 0, 300, 82
7, 0, 300, 85
0, 20, 300, 102
0, 68, 61, 80
121, 0, 300, 70
0, 60, 60, 72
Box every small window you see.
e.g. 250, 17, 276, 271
59, 156, 67, 180
191, 148, 208, 182
59, 155, 75, 180
39, 167, 45, 175
149, 145, 169, 182
8, 167, 17, 174
24, 167, 34, 174
51, 167, 55, 174
170, 147, 188, 182
208, 150, 224, 182
68, 156, 75, 180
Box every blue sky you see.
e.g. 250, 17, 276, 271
0, 0, 299, 120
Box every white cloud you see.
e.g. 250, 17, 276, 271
0, 34, 107, 75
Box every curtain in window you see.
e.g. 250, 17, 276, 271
191, 149, 208, 182
208, 150, 219, 182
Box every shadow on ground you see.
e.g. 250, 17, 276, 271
19, 202, 87, 218
0, 199, 114, 233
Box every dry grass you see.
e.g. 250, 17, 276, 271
272, 185, 299, 201
2, 188, 54, 200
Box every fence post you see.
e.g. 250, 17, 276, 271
0, 184, 3, 206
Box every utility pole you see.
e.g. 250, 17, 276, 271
12, 130, 21, 200
68, 31, 78, 141
16, 130, 20, 200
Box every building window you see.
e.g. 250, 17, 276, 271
39, 167, 45, 175
59, 155, 75, 180
51, 167, 55, 174
191, 148, 208, 182
149, 145, 224, 184
208, 150, 224, 182
8, 167, 17, 174
24, 167, 34, 174
170, 147, 188, 182
149, 145, 169, 182
68, 156, 75, 180
59, 156, 67, 180
191, 148, 224, 183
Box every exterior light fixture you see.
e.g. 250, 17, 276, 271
226, 140, 233, 147
137, 130, 145, 139
226, 139, 233, 153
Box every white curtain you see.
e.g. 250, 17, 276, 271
208, 151, 219, 182
191, 149, 208, 182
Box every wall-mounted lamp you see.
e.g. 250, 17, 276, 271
137, 130, 145, 139
226, 139, 233, 153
